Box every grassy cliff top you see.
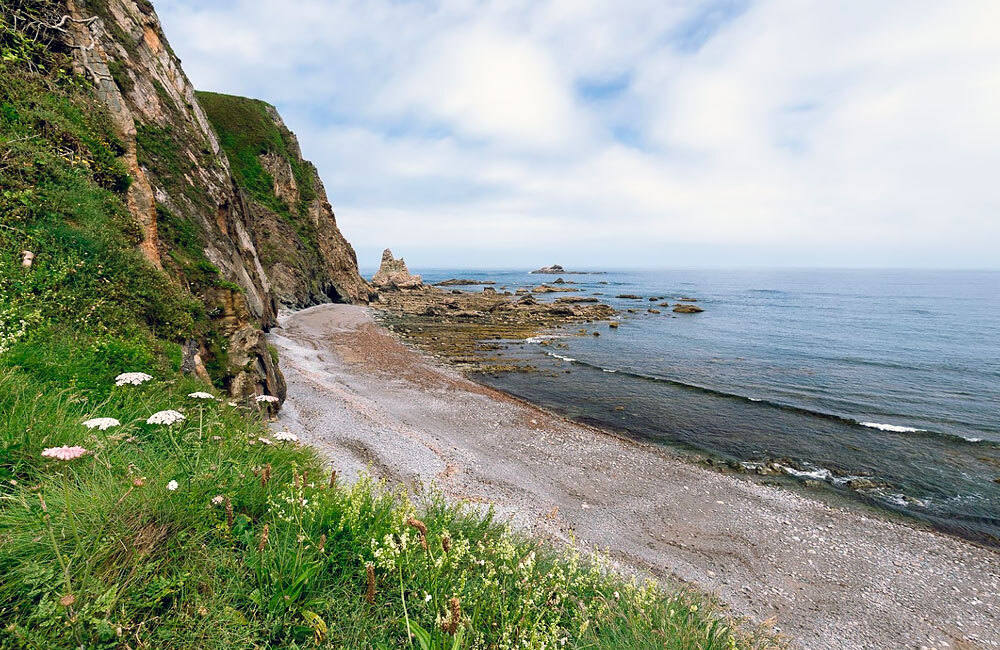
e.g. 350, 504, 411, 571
197, 91, 317, 216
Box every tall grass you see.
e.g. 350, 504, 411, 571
0, 365, 772, 649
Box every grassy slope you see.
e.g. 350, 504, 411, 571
0, 12, 770, 649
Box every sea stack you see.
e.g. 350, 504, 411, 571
372, 249, 423, 290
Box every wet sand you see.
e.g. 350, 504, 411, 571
270, 304, 1000, 650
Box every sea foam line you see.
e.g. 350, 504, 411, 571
860, 421, 924, 433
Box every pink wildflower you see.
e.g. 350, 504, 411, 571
41, 446, 90, 461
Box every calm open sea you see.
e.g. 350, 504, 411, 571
402, 268, 1000, 545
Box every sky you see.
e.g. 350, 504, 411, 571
155, 0, 1000, 270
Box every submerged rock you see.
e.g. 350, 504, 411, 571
672, 304, 704, 313
533, 284, 580, 293
434, 279, 496, 286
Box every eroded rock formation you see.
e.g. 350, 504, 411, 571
372, 249, 423, 291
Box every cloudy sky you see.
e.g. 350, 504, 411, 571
156, 0, 1000, 270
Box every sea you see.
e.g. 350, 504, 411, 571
399, 268, 1000, 546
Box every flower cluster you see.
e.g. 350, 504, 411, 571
273, 431, 298, 443
115, 372, 153, 387
187, 391, 215, 400
255, 395, 279, 404
41, 446, 89, 461
146, 410, 185, 425
82, 417, 120, 430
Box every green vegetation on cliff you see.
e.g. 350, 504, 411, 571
0, 7, 767, 649
196, 91, 321, 259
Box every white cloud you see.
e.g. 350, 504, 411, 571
155, 0, 1000, 269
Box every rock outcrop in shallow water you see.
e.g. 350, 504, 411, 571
372, 261, 616, 371
372, 249, 423, 290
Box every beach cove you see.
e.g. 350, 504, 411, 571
270, 303, 1000, 650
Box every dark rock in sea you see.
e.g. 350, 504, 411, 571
434, 279, 496, 286
530, 264, 602, 274
648, 309, 661, 314
483, 286, 497, 294
658, 301, 671, 307
555, 296, 599, 303
608, 322, 619, 328
617, 294, 643, 299
678, 297, 699, 302
845, 478, 883, 490
553, 277, 565, 284
672, 304, 704, 313
592, 331, 600, 336
534, 284, 579, 294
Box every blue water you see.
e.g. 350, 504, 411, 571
404, 268, 1000, 545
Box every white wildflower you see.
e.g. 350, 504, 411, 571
257, 436, 273, 445
211, 495, 225, 505
166, 480, 179, 491
146, 410, 185, 425
115, 372, 153, 386
273, 431, 298, 443
424, 593, 432, 603
82, 417, 120, 430
187, 391, 215, 400
255, 395, 279, 404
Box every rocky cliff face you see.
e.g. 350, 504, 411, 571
55, 0, 369, 402
197, 93, 372, 307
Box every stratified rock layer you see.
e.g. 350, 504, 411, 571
58, 0, 370, 403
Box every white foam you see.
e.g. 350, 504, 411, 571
546, 352, 576, 362
884, 493, 910, 507
602, 368, 617, 373
526, 334, 564, 344
860, 421, 924, 433
777, 463, 832, 482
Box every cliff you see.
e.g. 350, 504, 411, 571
25, 0, 370, 400
197, 92, 372, 307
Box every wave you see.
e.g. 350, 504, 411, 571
859, 421, 984, 443
523, 340, 995, 447
860, 422, 924, 433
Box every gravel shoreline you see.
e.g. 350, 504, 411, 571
271, 304, 1000, 650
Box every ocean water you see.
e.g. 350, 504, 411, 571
407, 268, 1000, 546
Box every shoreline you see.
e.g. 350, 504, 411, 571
270, 303, 1000, 650
471, 370, 999, 551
